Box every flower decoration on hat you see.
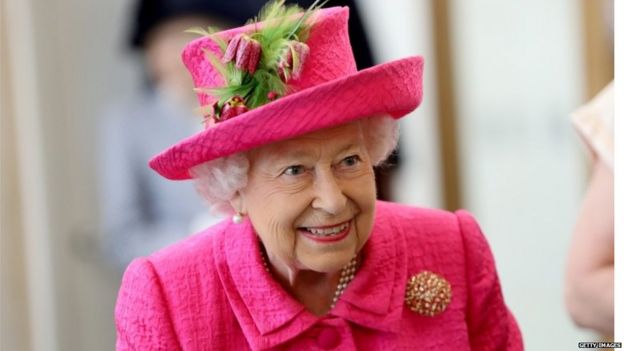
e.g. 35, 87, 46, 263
187, 0, 328, 126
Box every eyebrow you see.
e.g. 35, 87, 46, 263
336, 143, 360, 155
266, 141, 361, 168
283, 142, 360, 159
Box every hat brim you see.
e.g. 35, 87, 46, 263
149, 56, 423, 180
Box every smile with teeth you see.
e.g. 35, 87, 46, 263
303, 222, 349, 237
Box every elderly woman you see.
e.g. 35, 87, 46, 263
115, 3, 523, 350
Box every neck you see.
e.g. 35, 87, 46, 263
271, 260, 339, 288
260, 243, 351, 315
268, 256, 341, 315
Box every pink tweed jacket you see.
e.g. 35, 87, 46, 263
115, 201, 523, 350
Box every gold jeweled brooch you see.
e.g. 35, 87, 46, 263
405, 271, 452, 317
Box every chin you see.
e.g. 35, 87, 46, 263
299, 247, 357, 273
303, 261, 346, 274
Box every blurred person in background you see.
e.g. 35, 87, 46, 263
98, 0, 378, 270
98, 0, 230, 270
565, 81, 614, 337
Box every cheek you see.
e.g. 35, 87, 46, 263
244, 183, 312, 253
248, 187, 311, 228
248, 207, 294, 255
347, 171, 376, 236
347, 169, 377, 206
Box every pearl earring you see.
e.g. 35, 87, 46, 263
232, 212, 244, 224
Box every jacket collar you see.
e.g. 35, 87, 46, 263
219, 201, 407, 349
219, 219, 317, 350
332, 201, 407, 333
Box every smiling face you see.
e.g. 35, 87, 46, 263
236, 122, 376, 276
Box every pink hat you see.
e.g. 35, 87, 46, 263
149, 4, 423, 180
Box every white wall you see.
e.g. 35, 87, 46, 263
3, 0, 140, 349
41, 0, 140, 349
358, 0, 444, 208
359, 0, 594, 348
449, 0, 592, 348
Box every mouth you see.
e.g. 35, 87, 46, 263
298, 220, 352, 243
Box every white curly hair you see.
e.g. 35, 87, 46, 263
190, 116, 399, 215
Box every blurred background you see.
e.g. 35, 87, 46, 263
1, 0, 615, 350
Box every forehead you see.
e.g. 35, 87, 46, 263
250, 122, 364, 161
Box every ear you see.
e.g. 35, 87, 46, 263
229, 191, 247, 214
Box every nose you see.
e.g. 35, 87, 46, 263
311, 169, 347, 215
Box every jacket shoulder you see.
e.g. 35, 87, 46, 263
376, 201, 489, 278
375, 201, 461, 242
375, 202, 523, 349
146, 219, 232, 305
115, 257, 182, 350
116, 219, 234, 348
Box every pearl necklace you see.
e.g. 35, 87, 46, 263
259, 246, 359, 309
330, 256, 358, 308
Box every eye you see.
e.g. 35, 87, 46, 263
283, 165, 306, 176
341, 155, 361, 167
